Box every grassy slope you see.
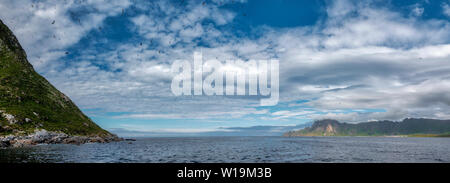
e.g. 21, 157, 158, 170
0, 19, 110, 136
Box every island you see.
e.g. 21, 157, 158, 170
284, 118, 450, 137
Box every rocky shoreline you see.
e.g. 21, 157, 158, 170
0, 129, 122, 148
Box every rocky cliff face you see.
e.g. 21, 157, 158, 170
0, 19, 120, 147
284, 119, 341, 136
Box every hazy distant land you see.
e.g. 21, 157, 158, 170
284, 118, 450, 137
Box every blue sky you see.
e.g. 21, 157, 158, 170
1, 0, 450, 136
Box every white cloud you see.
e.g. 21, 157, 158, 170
411, 4, 424, 17
129, 0, 237, 47
117, 124, 232, 133
323, 8, 449, 48
59, 1, 450, 121
2, 0, 450, 124
0, 0, 131, 69
326, 0, 356, 18
114, 107, 268, 120
443, 2, 450, 17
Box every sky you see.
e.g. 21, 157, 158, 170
1, 0, 450, 137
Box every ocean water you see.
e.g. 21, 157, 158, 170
0, 136, 449, 163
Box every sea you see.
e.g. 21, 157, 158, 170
1, 136, 449, 163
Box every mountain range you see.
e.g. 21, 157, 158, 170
284, 118, 450, 137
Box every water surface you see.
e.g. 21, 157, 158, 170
1, 136, 449, 163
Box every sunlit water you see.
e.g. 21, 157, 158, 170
1, 136, 449, 163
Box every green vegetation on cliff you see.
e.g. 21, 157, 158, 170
0, 19, 110, 137
284, 118, 450, 137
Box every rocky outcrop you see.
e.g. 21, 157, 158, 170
0, 110, 18, 124
324, 123, 336, 136
0, 129, 122, 148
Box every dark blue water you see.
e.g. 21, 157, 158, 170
1, 136, 449, 163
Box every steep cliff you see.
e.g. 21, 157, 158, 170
0, 19, 119, 146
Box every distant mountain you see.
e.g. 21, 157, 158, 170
110, 123, 313, 137
0, 19, 119, 147
283, 118, 450, 137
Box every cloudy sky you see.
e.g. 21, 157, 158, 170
1, 0, 450, 136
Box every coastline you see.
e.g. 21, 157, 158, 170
0, 129, 122, 148
283, 134, 449, 138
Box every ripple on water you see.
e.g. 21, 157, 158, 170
1, 137, 450, 163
